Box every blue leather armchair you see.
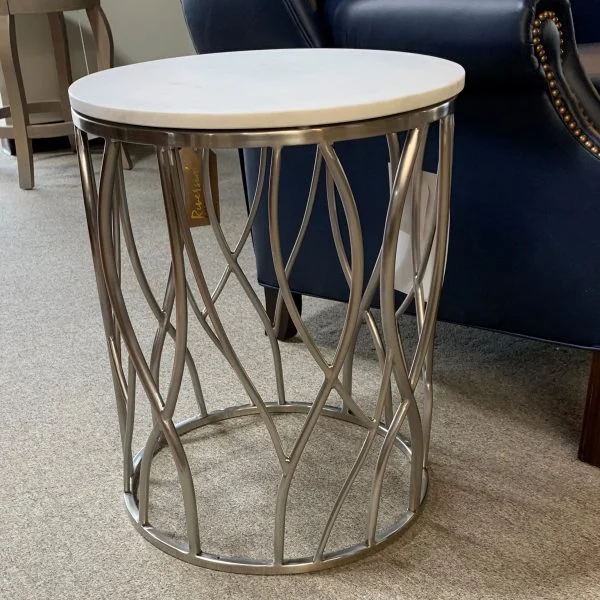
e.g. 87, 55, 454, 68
180, 0, 600, 465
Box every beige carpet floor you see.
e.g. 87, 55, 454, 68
1, 148, 599, 599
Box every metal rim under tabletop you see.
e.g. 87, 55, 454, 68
71, 100, 453, 149
75, 100, 455, 575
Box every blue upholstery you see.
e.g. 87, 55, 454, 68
571, 0, 600, 44
180, 0, 325, 52
324, 0, 541, 88
180, 0, 600, 350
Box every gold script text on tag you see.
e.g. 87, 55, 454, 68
179, 148, 220, 227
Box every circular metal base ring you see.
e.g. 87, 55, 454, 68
124, 402, 428, 575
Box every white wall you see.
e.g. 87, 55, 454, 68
0, 0, 195, 110
86, 0, 195, 65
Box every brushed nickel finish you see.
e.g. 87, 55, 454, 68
75, 99, 456, 574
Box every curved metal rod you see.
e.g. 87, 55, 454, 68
271, 143, 365, 564
192, 149, 286, 406
314, 354, 394, 561
393, 123, 433, 321
187, 281, 227, 350
389, 124, 435, 460
177, 147, 288, 416
421, 348, 434, 469
201, 147, 268, 314
326, 169, 350, 282
337, 133, 405, 422
326, 166, 354, 402
139, 342, 174, 510
410, 123, 430, 333
139, 152, 200, 508
367, 312, 394, 427
97, 140, 201, 556
138, 419, 163, 525
382, 128, 426, 378
379, 128, 426, 512
386, 132, 401, 176
108, 337, 129, 419
107, 333, 134, 488
76, 130, 130, 475
343, 130, 408, 328
260, 149, 371, 427
407, 116, 454, 466
274, 146, 322, 331
408, 116, 453, 390
139, 148, 197, 530
363, 310, 388, 392
123, 355, 136, 493
325, 171, 390, 408
366, 398, 410, 545
356, 129, 430, 327
170, 149, 288, 470
393, 200, 437, 319
123, 172, 205, 509
75, 129, 133, 492
149, 266, 175, 390
410, 123, 431, 469
159, 151, 192, 414
345, 131, 400, 315
262, 152, 327, 365
326, 166, 392, 423
112, 162, 122, 364
117, 164, 206, 416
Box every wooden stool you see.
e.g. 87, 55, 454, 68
0, 0, 128, 189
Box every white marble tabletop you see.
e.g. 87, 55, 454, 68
69, 49, 465, 130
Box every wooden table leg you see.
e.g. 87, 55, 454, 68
579, 350, 600, 467
86, 2, 132, 169
0, 14, 34, 189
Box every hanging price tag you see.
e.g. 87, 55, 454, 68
179, 148, 220, 227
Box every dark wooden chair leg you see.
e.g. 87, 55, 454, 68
578, 350, 600, 467
264, 287, 301, 341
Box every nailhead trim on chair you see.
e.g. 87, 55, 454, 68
533, 10, 600, 156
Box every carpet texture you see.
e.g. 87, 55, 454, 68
1, 148, 599, 599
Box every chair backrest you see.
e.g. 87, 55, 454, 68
179, 0, 326, 53
571, 0, 600, 44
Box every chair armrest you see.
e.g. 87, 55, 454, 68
180, 0, 326, 54
541, 4, 600, 156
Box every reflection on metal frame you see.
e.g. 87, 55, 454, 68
75, 100, 456, 575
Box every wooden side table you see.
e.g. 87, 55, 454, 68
0, 0, 122, 189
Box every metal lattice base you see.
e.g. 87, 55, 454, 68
125, 403, 427, 575
74, 100, 455, 574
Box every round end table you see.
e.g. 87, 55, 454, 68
69, 48, 464, 575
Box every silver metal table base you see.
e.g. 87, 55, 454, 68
74, 101, 455, 575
